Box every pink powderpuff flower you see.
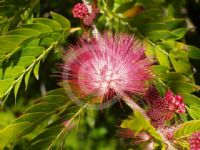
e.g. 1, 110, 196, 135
62, 33, 153, 104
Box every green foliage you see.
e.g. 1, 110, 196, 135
0, 12, 71, 104
115, 1, 136, 13
0, 88, 85, 149
174, 120, 200, 139
187, 105, 200, 120
0, 0, 40, 35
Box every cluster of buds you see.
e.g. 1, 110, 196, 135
72, 3, 99, 26
189, 131, 200, 150
165, 90, 186, 114
144, 85, 186, 128
72, 3, 88, 19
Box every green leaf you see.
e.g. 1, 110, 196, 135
33, 61, 40, 80
169, 53, 190, 73
31, 125, 63, 143
40, 38, 55, 47
174, 120, 200, 139
7, 28, 41, 37
139, 23, 167, 33
25, 39, 40, 47
22, 23, 53, 33
146, 30, 177, 42
21, 46, 44, 57
145, 42, 155, 59
24, 102, 58, 113
30, 137, 56, 150
180, 93, 200, 107
187, 45, 200, 60
155, 47, 171, 68
0, 35, 29, 46
0, 111, 15, 129
14, 112, 48, 123
17, 56, 35, 67
168, 81, 199, 93
151, 65, 169, 74
187, 106, 200, 120
34, 18, 62, 30
106, 0, 114, 10
165, 19, 185, 30
131, 8, 162, 21
159, 72, 189, 82
14, 76, 23, 99
0, 122, 30, 149
171, 28, 188, 40
0, 78, 14, 98
42, 95, 68, 106
47, 88, 68, 97
3, 66, 25, 79
25, 69, 32, 91
0, 39, 18, 51
115, 1, 136, 13
50, 12, 71, 29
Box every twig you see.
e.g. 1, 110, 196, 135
82, 0, 92, 13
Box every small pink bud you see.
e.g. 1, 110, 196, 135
72, 3, 89, 19
175, 95, 183, 103
189, 131, 200, 150
165, 90, 174, 102
169, 104, 175, 111
174, 101, 180, 107
171, 98, 176, 104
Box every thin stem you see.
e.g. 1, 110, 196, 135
82, 0, 92, 13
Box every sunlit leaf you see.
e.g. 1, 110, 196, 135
50, 12, 71, 29
14, 76, 23, 99
33, 61, 40, 80
146, 30, 177, 42
187, 106, 200, 120
155, 47, 171, 68
22, 23, 53, 33
180, 93, 200, 107
174, 120, 200, 139
159, 72, 189, 82
169, 53, 190, 73
168, 81, 199, 93
0, 122, 31, 149
34, 18, 62, 30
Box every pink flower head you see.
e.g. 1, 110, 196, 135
62, 33, 152, 104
